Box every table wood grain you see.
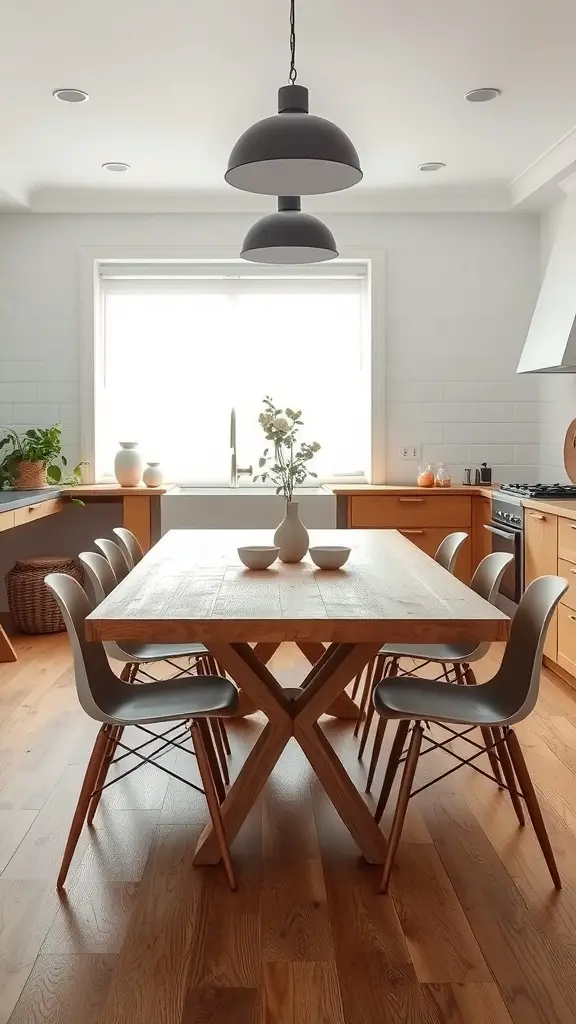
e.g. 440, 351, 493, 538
86, 529, 509, 645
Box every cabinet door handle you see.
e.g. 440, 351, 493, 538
570, 525, 576, 531
570, 568, 576, 575
400, 529, 425, 535
398, 497, 424, 503
570, 615, 576, 623
529, 512, 545, 520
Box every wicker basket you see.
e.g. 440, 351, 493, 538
13, 461, 48, 489
6, 556, 84, 634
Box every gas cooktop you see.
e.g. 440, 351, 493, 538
500, 483, 576, 498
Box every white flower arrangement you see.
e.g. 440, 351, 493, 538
254, 396, 321, 502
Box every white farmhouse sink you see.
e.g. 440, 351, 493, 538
161, 486, 337, 532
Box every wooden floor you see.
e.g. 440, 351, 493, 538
1, 637, 576, 1023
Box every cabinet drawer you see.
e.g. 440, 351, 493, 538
0, 510, 15, 531
557, 603, 576, 677
558, 517, 576, 565
350, 495, 471, 529
558, 557, 576, 613
13, 498, 61, 527
398, 526, 471, 582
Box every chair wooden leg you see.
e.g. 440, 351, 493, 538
57, 725, 111, 890
505, 728, 561, 889
198, 720, 226, 803
366, 717, 387, 793
209, 719, 230, 786
87, 725, 124, 824
190, 720, 236, 890
218, 718, 232, 756
353, 655, 380, 737
380, 723, 423, 893
358, 700, 376, 760
360, 657, 397, 759
351, 658, 372, 700
375, 720, 410, 823
491, 726, 525, 825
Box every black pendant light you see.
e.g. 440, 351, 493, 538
241, 197, 338, 264
226, 0, 362, 196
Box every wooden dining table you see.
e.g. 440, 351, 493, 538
85, 528, 510, 865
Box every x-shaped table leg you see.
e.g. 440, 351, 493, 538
193, 640, 386, 866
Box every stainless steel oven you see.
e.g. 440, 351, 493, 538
484, 492, 523, 611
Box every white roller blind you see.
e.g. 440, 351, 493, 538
96, 261, 370, 484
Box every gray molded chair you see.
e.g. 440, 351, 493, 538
79, 550, 232, 791
113, 526, 144, 567
359, 551, 514, 790
45, 571, 238, 891
352, 530, 469, 727
94, 537, 131, 582
373, 574, 568, 893
434, 531, 469, 573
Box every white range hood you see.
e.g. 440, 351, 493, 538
518, 194, 576, 373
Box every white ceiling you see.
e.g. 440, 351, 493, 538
2, 0, 576, 212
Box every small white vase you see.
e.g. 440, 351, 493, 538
142, 461, 164, 488
114, 442, 143, 487
273, 500, 309, 564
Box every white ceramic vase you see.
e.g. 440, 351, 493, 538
114, 442, 143, 487
142, 461, 164, 488
273, 500, 309, 564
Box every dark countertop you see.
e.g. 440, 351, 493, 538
0, 488, 61, 512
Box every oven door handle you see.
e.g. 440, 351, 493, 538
484, 523, 517, 541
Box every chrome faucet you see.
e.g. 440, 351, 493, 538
230, 407, 253, 487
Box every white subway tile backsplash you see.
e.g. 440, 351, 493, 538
0, 383, 36, 402
415, 402, 515, 423
12, 403, 59, 424
467, 444, 515, 465
386, 381, 444, 402
442, 380, 538, 402
37, 382, 77, 403
422, 444, 469, 463
443, 422, 539, 444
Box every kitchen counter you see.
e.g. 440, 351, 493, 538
522, 497, 576, 522
331, 484, 496, 499
0, 487, 61, 512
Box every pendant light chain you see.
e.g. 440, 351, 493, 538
289, 0, 297, 84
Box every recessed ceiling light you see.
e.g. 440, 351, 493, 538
418, 162, 446, 172
465, 87, 502, 103
102, 162, 131, 172
53, 88, 89, 103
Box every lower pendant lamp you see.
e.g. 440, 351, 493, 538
240, 197, 338, 264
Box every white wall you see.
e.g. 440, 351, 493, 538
0, 210, 541, 491
537, 196, 576, 483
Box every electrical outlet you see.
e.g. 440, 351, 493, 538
400, 445, 421, 460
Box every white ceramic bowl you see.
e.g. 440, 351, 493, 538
308, 545, 351, 569
237, 545, 279, 570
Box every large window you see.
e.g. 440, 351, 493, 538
95, 262, 370, 484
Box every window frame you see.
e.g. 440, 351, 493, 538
80, 244, 385, 485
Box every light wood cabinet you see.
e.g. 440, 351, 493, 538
557, 604, 576, 678
345, 494, 472, 582
524, 508, 558, 661
0, 510, 16, 532
350, 494, 471, 530
13, 498, 62, 528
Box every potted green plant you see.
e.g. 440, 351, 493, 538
253, 397, 321, 563
0, 424, 85, 490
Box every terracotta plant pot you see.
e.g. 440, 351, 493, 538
13, 460, 47, 490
